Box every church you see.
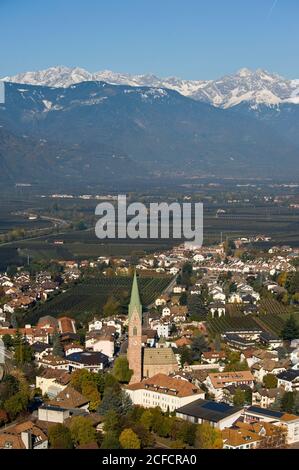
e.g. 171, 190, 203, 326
127, 272, 177, 384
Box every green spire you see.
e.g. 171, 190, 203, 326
128, 271, 142, 320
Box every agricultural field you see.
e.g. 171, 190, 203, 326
207, 316, 262, 335
25, 275, 172, 324
256, 312, 299, 336
259, 298, 292, 315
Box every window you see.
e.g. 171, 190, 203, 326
133, 326, 137, 336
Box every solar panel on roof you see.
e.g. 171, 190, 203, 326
248, 406, 282, 418
202, 402, 231, 412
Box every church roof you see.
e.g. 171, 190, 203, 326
128, 271, 142, 321
143, 347, 177, 366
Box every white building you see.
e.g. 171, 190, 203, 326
125, 373, 204, 413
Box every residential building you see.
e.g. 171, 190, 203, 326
125, 373, 204, 412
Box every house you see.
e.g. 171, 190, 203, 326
66, 351, 109, 372
0, 421, 48, 449
277, 370, 299, 392
36, 368, 71, 397
252, 388, 284, 409
64, 343, 84, 356
162, 306, 171, 317
201, 351, 226, 364
58, 316, 76, 334
222, 384, 252, 405
37, 404, 71, 424
251, 359, 288, 382
152, 320, 171, 339
48, 385, 89, 411
155, 295, 170, 307
36, 354, 69, 371
228, 292, 242, 303
88, 318, 103, 332
209, 303, 225, 318
85, 331, 115, 358
176, 399, 243, 430
260, 332, 283, 350
205, 371, 255, 400
244, 406, 299, 444
222, 421, 280, 449
170, 305, 188, 323
125, 373, 204, 412
222, 427, 262, 449
222, 333, 256, 351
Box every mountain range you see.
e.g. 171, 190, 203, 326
0, 66, 299, 188
2, 66, 299, 108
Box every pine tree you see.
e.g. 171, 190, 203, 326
52, 333, 64, 357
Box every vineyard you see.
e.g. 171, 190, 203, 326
207, 310, 299, 337
259, 298, 292, 315
256, 312, 299, 336
207, 316, 262, 335
26, 275, 172, 324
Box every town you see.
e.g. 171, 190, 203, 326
0, 237, 298, 450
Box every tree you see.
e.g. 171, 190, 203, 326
277, 347, 287, 360
101, 431, 121, 449
179, 292, 188, 306
99, 388, 132, 416
119, 428, 141, 449
2, 334, 13, 350
258, 425, 288, 449
81, 382, 101, 411
195, 422, 223, 449
281, 315, 299, 341
103, 410, 120, 435
4, 390, 29, 419
103, 296, 120, 317
191, 333, 208, 361
13, 332, 33, 365
70, 368, 93, 391
48, 423, 73, 449
140, 409, 153, 430
132, 423, 154, 448
281, 391, 295, 413
69, 416, 97, 446
263, 374, 278, 389
233, 388, 246, 406
52, 333, 64, 358
178, 346, 193, 367
112, 356, 133, 383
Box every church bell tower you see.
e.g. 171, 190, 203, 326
127, 271, 142, 383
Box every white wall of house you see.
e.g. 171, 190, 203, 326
125, 388, 204, 413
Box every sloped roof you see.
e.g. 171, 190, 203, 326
143, 347, 177, 366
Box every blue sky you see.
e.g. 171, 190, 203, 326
1, 0, 299, 79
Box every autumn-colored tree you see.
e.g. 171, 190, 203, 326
81, 382, 101, 411
70, 368, 92, 391
263, 374, 278, 389
119, 428, 141, 449
69, 416, 97, 446
195, 422, 223, 449
258, 425, 288, 449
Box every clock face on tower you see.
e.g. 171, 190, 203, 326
132, 339, 138, 346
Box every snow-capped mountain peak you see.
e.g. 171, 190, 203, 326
2, 65, 299, 108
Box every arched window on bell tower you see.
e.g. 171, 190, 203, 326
133, 326, 137, 336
